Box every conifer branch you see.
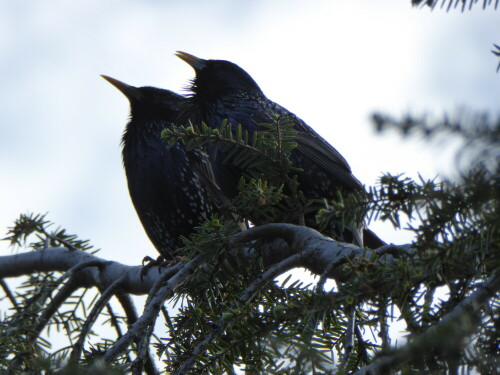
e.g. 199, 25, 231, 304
354, 271, 500, 375
101, 254, 208, 365
174, 251, 306, 375
69, 274, 126, 364
30, 277, 81, 342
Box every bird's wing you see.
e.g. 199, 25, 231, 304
260, 100, 363, 191
186, 148, 227, 207
186, 148, 248, 230
294, 123, 364, 191
297, 133, 362, 189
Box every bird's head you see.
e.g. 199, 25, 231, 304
101, 75, 184, 121
176, 52, 263, 100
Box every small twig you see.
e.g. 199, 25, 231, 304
338, 309, 356, 373
105, 302, 132, 365
0, 279, 19, 309
379, 299, 390, 350
115, 293, 139, 323
144, 262, 183, 310
105, 302, 124, 338
354, 325, 370, 365
162, 305, 175, 333
69, 275, 126, 364
40, 227, 78, 251
174, 251, 306, 375
127, 262, 184, 372
316, 257, 347, 292
395, 296, 421, 334
131, 320, 156, 374
101, 254, 208, 366
30, 277, 81, 341
161, 305, 185, 360
116, 293, 160, 375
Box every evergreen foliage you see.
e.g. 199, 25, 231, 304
412, 0, 498, 11
1, 110, 499, 373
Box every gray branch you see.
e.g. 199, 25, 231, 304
0, 248, 169, 294
1, 225, 408, 295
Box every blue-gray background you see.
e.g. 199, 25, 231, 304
1, 1, 498, 263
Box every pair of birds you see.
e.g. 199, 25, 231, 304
102, 52, 384, 261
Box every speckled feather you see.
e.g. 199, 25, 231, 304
105, 81, 217, 259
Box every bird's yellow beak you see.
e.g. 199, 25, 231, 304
101, 75, 143, 101
175, 51, 207, 70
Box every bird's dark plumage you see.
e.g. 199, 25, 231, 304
102, 75, 218, 259
175, 52, 385, 248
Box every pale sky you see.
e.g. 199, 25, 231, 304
1, 1, 498, 265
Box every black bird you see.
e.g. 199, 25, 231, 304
101, 75, 218, 259
175, 52, 384, 248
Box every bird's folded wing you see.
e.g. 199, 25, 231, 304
186, 148, 247, 230
295, 132, 363, 191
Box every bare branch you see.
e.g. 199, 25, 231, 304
131, 319, 156, 375
0, 248, 175, 295
104, 302, 132, 366
2, 227, 406, 295
55, 259, 108, 286
231, 223, 405, 281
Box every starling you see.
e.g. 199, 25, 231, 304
175, 52, 385, 248
101, 75, 218, 259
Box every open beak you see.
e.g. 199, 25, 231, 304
101, 75, 144, 102
175, 51, 207, 71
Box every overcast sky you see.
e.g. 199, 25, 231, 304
1, 1, 498, 265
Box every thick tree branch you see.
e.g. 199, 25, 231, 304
0, 248, 169, 294
231, 224, 405, 281
1, 226, 407, 295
